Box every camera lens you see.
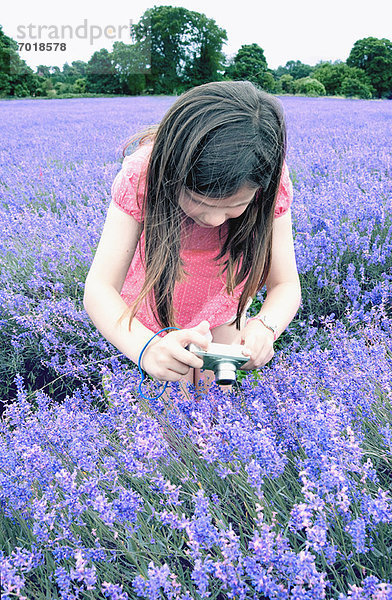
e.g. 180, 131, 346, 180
214, 361, 237, 385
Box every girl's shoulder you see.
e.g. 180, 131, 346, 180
122, 140, 153, 174
274, 161, 293, 218
111, 141, 154, 222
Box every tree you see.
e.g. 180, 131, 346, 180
347, 37, 392, 98
35, 64, 52, 78
182, 16, 226, 87
340, 77, 373, 99
312, 61, 344, 95
54, 81, 73, 95
226, 43, 269, 88
60, 61, 88, 86
313, 61, 374, 96
276, 73, 294, 94
111, 41, 149, 95
0, 25, 38, 97
182, 12, 227, 88
293, 77, 326, 96
262, 71, 276, 93
35, 65, 62, 85
71, 61, 87, 78
132, 6, 227, 94
85, 49, 123, 94
274, 60, 313, 80
50, 66, 62, 84
73, 78, 86, 94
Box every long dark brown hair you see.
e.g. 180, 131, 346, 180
117, 80, 287, 332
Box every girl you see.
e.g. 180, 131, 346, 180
83, 80, 301, 400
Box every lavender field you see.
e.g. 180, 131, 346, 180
1, 95, 392, 599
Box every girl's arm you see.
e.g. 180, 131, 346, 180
83, 200, 155, 365
259, 207, 302, 339
240, 208, 301, 369
83, 201, 209, 378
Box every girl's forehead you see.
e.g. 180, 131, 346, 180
185, 185, 258, 207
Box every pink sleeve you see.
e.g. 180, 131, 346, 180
274, 161, 293, 218
111, 146, 150, 222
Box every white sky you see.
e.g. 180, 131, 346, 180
3, 0, 392, 72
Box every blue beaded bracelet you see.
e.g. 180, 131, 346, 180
137, 327, 180, 400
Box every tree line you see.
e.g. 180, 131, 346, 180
1, 6, 391, 100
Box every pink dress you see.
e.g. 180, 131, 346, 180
111, 141, 293, 334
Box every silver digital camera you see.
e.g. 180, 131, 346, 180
187, 342, 249, 385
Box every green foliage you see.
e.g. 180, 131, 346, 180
0, 25, 37, 97
35, 64, 51, 78
226, 43, 268, 88
182, 13, 227, 88
132, 6, 227, 95
54, 81, 74, 95
61, 61, 88, 85
293, 77, 326, 96
312, 61, 347, 95
340, 77, 373, 99
261, 71, 276, 93
347, 37, 392, 98
1, 20, 390, 99
274, 60, 313, 80
313, 61, 375, 97
72, 78, 86, 94
42, 77, 53, 91
0, 72, 11, 96
111, 41, 149, 95
13, 83, 29, 97
0, 26, 93, 99
275, 73, 295, 94
85, 49, 124, 94
33, 77, 56, 97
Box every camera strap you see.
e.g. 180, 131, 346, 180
137, 327, 181, 400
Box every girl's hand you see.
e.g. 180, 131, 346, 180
141, 320, 211, 381
239, 319, 275, 370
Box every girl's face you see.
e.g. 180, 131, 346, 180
178, 185, 258, 228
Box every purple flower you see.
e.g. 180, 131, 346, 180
2, 94, 392, 599
345, 517, 368, 554
132, 561, 182, 600
102, 582, 129, 599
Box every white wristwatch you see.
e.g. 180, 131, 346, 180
247, 314, 278, 341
